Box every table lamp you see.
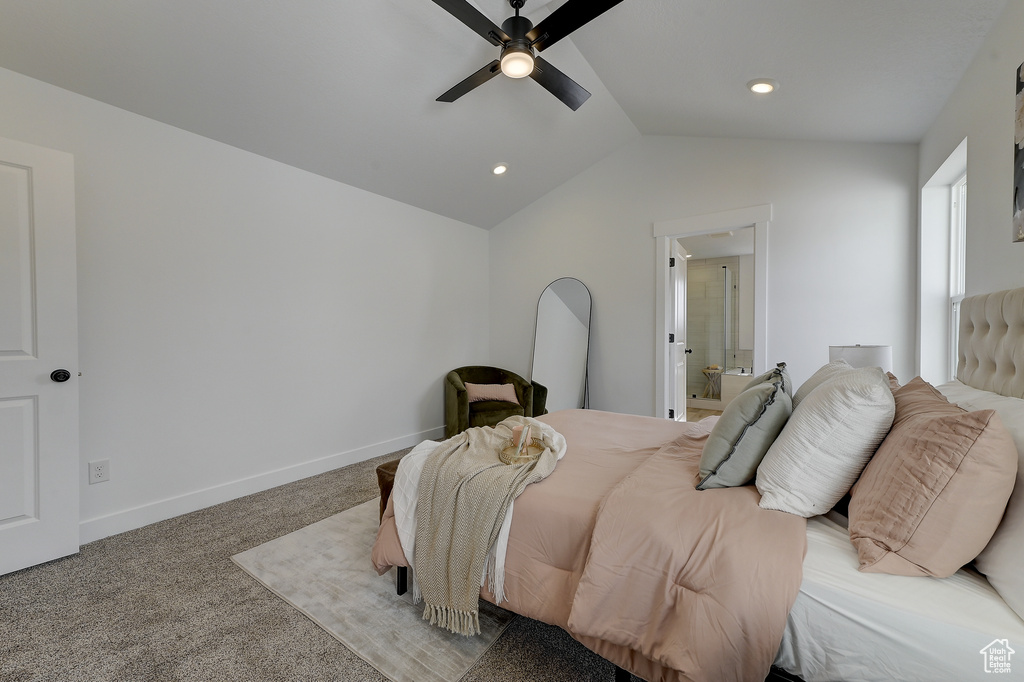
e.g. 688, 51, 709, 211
828, 344, 893, 373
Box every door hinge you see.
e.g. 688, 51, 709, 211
669, 257, 675, 267
668, 409, 675, 419
669, 333, 675, 343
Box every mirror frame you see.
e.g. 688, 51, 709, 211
531, 277, 592, 410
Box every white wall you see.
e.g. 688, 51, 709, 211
0, 68, 490, 541
489, 135, 919, 416
919, 0, 1024, 297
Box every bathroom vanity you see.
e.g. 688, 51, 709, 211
720, 369, 754, 408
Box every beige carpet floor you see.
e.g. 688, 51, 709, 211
0, 449, 628, 682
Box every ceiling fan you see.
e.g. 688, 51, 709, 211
432, 0, 625, 111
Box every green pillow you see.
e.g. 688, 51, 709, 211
697, 366, 793, 490
740, 362, 793, 396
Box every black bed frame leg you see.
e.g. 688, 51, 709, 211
614, 665, 630, 681
396, 566, 408, 595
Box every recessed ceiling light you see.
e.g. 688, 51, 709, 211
747, 78, 779, 95
493, 163, 508, 175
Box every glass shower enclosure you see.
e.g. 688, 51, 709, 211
685, 261, 738, 401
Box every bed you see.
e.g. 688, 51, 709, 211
372, 286, 1024, 682
776, 287, 1024, 681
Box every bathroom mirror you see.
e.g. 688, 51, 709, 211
532, 278, 592, 411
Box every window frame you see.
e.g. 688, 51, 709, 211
948, 173, 967, 381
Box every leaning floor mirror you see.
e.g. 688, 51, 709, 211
532, 278, 592, 411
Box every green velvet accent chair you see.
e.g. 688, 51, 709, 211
444, 366, 548, 439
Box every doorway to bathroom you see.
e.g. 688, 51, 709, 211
653, 204, 770, 422
676, 229, 755, 414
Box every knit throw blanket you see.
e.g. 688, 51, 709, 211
414, 416, 561, 636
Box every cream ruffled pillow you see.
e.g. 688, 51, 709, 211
757, 366, 894, 517
791, 358, 852, 409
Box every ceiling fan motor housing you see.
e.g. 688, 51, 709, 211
501, 14, 533, 43
499, 14, 535, 77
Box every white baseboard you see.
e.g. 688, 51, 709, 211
78, 426, 445, 544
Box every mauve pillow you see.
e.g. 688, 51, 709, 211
465, 382, 520, 405
848, 377, 1018, 578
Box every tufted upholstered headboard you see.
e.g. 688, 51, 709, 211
957, 287, 1024, 399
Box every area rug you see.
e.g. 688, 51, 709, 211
232, 498, 516, 682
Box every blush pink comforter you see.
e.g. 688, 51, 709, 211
371, 409, 807, 682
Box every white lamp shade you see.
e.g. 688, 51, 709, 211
829, 345, 893, 373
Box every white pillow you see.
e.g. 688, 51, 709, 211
938, 380, 1024, 621
792, 359, 853, 409
757, 366, 895, 517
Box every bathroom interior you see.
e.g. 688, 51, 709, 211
677, 227, 756, 415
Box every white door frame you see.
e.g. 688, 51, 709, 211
653, 204, 771, 419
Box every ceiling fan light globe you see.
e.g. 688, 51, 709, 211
500, 49, 534, 78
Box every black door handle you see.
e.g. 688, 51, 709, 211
684, 349, 693, 354
50, 369, 71, 383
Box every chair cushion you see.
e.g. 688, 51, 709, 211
468, 401, 524, 429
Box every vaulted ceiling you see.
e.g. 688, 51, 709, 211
0, 0, 1008, 228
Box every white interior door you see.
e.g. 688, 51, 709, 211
0, 136, 79, 575
670, 241, 688, 421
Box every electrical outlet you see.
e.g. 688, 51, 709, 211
89, 459, 110, 484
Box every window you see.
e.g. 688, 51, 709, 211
920, 138, 965, 384
949, 173, 966, 380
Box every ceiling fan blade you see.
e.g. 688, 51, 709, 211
529, 55, 590, 110
527, 0, 625, 52
437, 60, 503, 102
431, 0, 510, 46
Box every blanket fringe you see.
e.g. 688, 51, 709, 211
423, 602, 481, 636
485, 549, 506, 605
